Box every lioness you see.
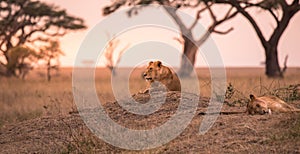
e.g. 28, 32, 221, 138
142, 61, 181, 93
247, 94, 300, 115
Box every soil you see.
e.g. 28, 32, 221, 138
1, 91, 300, 153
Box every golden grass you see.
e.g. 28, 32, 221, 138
0, 67, 299, 127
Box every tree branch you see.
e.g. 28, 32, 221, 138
224, 6, 234, 18
103, 0, 127, 15
18, 27, 48, 46
206, 2, 217, 23
44, 29, 67, 37
216, 9, 239, 25
189, 6, 209, 30
193, 3, 238, 45
279, 0, 288, 11
268, 9, 280, 25
213, 27, 234, 34
229, 0, 267, 48
162, 6, 190, 36
290, 0, 300, 14
291, 0, 299, 6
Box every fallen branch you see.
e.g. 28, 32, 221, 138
198, 111, 246, 115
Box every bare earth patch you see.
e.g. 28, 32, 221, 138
1, 91, 300, 153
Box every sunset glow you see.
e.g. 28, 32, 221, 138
41, 0, 300, 67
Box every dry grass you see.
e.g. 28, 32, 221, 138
0, 67, 300, 153
0, 67, 299, 127
0, 71, 74, 126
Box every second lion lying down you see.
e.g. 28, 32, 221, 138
247, 94, 300, 115
142, 61, 181, 93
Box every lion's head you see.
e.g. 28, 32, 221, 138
143, 61, 172, 82
247, 94, 270, 115
141, 61, 180, 93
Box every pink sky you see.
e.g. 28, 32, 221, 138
42, 0, 300, 67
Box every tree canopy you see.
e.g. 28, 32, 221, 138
0, 0, 86, 76
6, 45, 38, 77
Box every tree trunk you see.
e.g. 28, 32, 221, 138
108, 66, 116, 76
111, 67, 116, 76
265, 45, 282, 78
178, 36, 198, 77
6, 68, 15, 77
47, 59, 51, 82
3, 52, 14, 77
0, 62, 6, 76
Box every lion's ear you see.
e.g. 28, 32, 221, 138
156, 61, 162, 67
148, 61, 153, 65
250, 94, 255, 100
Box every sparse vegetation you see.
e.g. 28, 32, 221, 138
269, 114, 300, 143
0, 67, 299, 153
1, 67, 300, 126
224, 82, 300, 107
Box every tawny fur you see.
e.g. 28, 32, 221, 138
247, 94, 300, 115
141, 61, 180, 93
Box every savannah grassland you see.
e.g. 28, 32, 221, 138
0, 67, 300, 153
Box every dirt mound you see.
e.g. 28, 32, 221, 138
1, 92, 300, 153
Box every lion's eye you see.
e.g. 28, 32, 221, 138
256, 104, 260, 107
149, 68, 153, 71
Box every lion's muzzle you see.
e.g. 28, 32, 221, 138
143, 73, 153, 81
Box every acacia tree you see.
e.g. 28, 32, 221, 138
40, 40, 64, 81
0, 0, 86, 76
103, 0, 238, 77
6, 45, 38, 79
214, 0, 300, 78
